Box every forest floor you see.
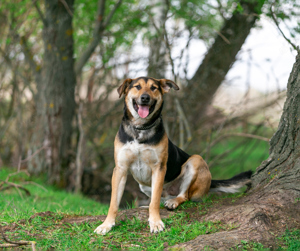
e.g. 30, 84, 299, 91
1, 168, 300, 250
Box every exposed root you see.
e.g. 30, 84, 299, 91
168, 190, 300, 250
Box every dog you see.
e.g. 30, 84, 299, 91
94, 77, 252, 235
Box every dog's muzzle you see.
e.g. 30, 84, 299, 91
133, 97, 157, 118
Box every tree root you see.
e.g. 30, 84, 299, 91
168, 190, 300, 250
0, 226, 37, 250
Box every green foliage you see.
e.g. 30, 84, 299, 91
169, 0, 224, 43
73, 0, 147, 64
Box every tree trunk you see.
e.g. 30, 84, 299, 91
169, 51, 300, 250
251, 52, 300, 192
184, 0, 265, 123
31, 0, 76, 187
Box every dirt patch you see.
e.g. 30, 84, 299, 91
61, 207, 175, 225
61, 215, 106, 224
28, 211, 57, 222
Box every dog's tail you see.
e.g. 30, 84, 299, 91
209, 170, 252, 193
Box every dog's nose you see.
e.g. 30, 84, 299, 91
141, 94, 150, 103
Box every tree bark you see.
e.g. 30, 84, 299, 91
169, 51, 300, 250
184, 0, 265, 123
31, 0, 76, 186
251, 51, 300, 193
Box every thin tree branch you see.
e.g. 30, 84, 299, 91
75, 102, 84, 193
20, 145, 47, 164
102, 0, 123, 28
19, 36, 42, 84
75, 0, 105, 75
32, 0, 47, 26
215, 30, 231, 44
75, 0, 123, 75
0, 226, 36, 250
163, 25, 176, 80
22, 181, 48, 192
201, 132, 269, 156
0, 48, 31, 87
270, 5, 299, 52
175, 98, 192, 150
59, 0, 73, 17
0, 182, 31, 196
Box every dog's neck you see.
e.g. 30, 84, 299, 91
132, 115, 162, 131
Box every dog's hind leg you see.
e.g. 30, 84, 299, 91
188, 156, 211, 202
164, 155, 211, 210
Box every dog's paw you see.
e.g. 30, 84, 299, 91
149, 219, 165, 233
164, 198, 179, 210
94, 222, 115, 235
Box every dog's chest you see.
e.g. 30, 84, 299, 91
117, 141, 160, 186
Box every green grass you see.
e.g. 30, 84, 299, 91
278, 229, 300, 251
0, 168, 109, 223
1, 167, 299, 250
233, 229, 300, 251
1, 211, 228, 250
0, 168, 235, 250
97, 213, 228, 250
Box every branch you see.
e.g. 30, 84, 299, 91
201, 132, 269, 157
0, 182, 31, 197
270, 5, 299, 52
59, 0, 73, 17
163, 24, 176, 80
19, 36, 42, 85
0, 226, 36, 250
0, 48, 31, 87
75, 0, 123, 75
20, 145, 47, 164
32, 0, 47, 26
215, 30, 231, 44
102, 0, 122, 28
75, 102, 84, 193
175, 98, 192, 150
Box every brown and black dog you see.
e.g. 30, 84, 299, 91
94, 77, 252, 235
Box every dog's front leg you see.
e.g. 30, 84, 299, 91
149, 165, 166, 233
94, 167, 127, 235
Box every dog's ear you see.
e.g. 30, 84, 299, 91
117, 78, 132, 98
159, 79, 180, 93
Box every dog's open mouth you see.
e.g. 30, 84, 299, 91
133, 100, 156, 118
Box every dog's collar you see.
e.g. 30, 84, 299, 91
133, 116, 162, 131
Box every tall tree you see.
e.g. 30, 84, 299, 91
184, 0, 265, 123
40, 0, 76, 185
26, 0, 124, 187
170, 49, 300, 249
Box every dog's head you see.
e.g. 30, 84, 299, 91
117, 77, 179, 121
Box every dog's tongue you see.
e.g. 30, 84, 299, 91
138, 105, 149, 118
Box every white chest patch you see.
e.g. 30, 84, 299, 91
117, 141, 160, 186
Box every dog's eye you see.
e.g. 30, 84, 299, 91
150, 86, 157, 91
135, 85, 141, 90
